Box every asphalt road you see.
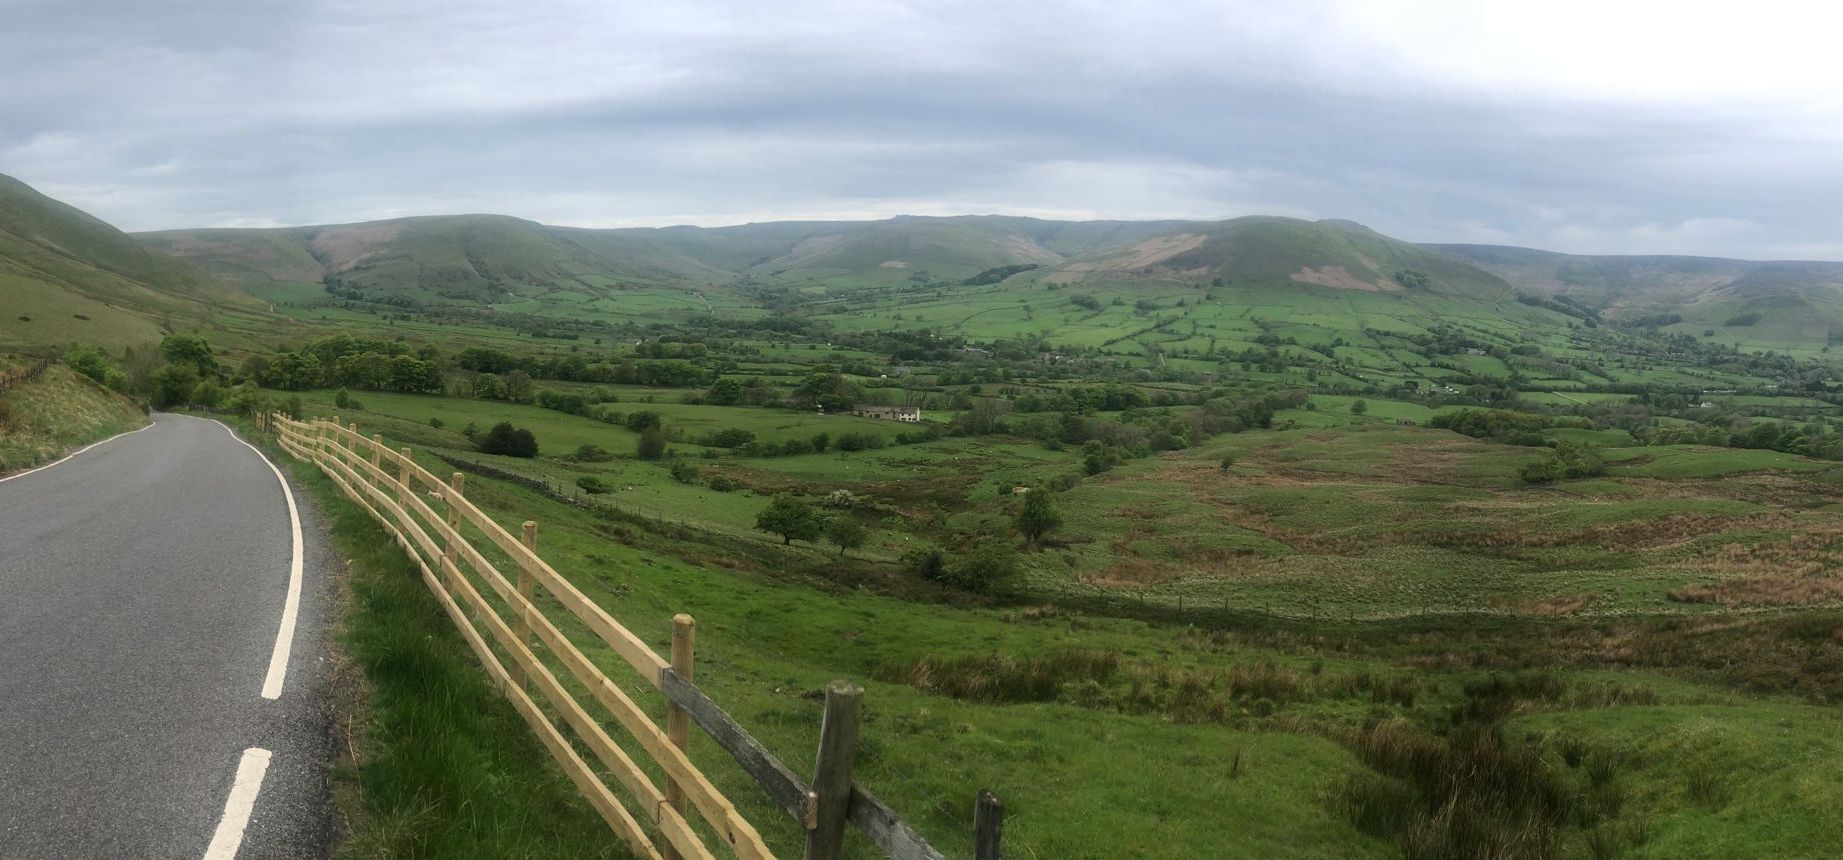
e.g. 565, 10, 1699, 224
0, 414, 333, 859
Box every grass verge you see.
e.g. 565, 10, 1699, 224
276, 444, 629, 859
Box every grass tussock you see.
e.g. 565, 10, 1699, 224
1330, 673, 1646, 860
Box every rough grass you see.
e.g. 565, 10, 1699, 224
0, 364, 146, 473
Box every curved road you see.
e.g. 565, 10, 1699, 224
0, 415, 332, 859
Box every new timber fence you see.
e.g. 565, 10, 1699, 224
260, 412, 1000, 860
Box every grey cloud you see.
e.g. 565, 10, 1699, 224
2, 0, 1840, 260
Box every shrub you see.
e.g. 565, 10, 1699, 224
695, 428, 755, 448
904, 545, 947, 580
836, 432, 885, 452
576, 476, 611, 494
428, 417, 444, 429
574, 444, 613, 462
707, 475, 738, 492
1520, 441, 1605, 484
944, 541, 1021, 592
477, 422, 538, 457
669, 461, 700, 483
635, 426, 667, 460
625, 411, 662, 432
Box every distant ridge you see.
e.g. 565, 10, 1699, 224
0, 174, 262, 350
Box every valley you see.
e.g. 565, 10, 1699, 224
8, 172, 1843, 858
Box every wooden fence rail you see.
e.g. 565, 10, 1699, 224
0, 358, 53, 393
259, 412, 993, 860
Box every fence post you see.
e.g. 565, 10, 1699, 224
975, 789, 1004, 860
396, 447, 413, 506
370, 434, 384, 471
509, 520, 538, 690
445, 472, 465, 558
804, 680, 862, 860
664, 613, 696, 860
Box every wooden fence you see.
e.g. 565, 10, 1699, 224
261, 413, 1001, 859
0, 358, 53, 393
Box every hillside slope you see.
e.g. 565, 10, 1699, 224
0, 363, 147, 473
1429, 243, 1843, 348
139, 214, 712, 305
0, 174, 264, 350
1053, 217, 1513, 300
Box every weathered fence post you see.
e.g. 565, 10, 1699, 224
370, 433, 384, 471
974, 789, 1004, 860
663, 613, 696, 860
805, 680, 863, 860
347, 423, 360, 468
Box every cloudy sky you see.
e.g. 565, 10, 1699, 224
4, 0, 1842, 258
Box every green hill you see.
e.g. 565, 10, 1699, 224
1054, 217, 1512, 299
140, 214, 711, 306
1429, 243, 1843, 350
0, 174, 265, 351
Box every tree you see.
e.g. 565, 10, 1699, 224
636, 426, 668, 460
1013, 489, 1061, 546
160, 333, 217, 375
148, 364, 198, 409
1351, 399, 1369, 416
755, 494, 822, 545
810, 432, 831, 453
478, 421, 538, 457
824, 516, 867, 557
705, 377, 743, 406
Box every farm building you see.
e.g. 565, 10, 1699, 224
851, 405, 922, 422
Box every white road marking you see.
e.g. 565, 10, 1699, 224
0, 421, 156, 485
211, 419, 305, 701
201, 747, 273, 860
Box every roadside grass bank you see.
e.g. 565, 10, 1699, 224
269, 436, 627, 859
0, 364, 146, 474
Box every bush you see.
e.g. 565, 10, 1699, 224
695, 428, 755, 448
576, 476, 611, 494
944, 541, 1021, 592
708, 475, 738, 492
625, 411, 662, 432
429, 417, 445, 429
836, 432, 885, 452
1520, 441, 1605, 484
636, 426, 668, 460
574, 444, 613, 462
477, 422, 538, 457
904, 545, 947, 580
669, 461, 700, 483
